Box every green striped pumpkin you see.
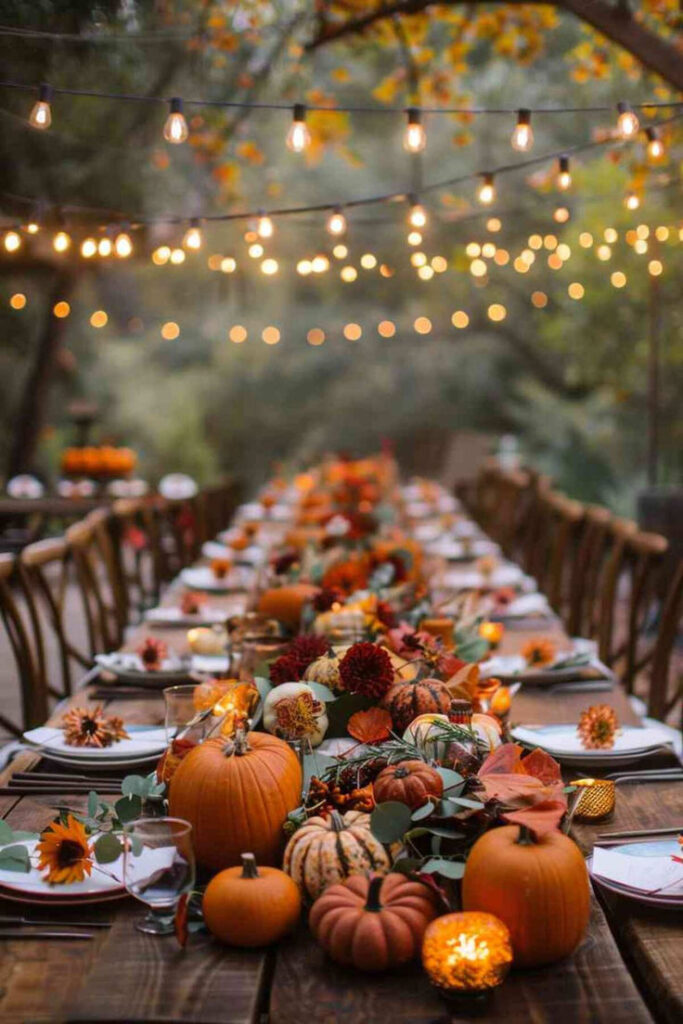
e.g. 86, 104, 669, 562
283, 810, 390, 901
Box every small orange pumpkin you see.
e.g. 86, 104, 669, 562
373, 760, 443, 810
203, 852, 301, 947
380, 677, 452, 732
257, 583, 321, 631
309, 873, 438, 971
168, 729, 302, 872
462, 824, 590, 967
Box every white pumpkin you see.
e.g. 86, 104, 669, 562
403, 713, 451, 762
302, 646, 349, 693
472, 712, 502, 753
263, 682, 329, 747
186, 626, 227, 656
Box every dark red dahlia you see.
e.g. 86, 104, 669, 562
269, 653, 303, 686
376, 600, 398, 630
313, 586, 345, 612
271, 550, 299, 576
339, 642, 394, 699
269, 635, 330, 685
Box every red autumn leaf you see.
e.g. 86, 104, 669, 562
347, 707, 393, 744
522, 747, 563, 785
174, 892, 189, 948
479, 772, 550, 805
479, 742, 526, 776
502, 799, 567, 836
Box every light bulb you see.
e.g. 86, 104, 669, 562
257, 213, 274, 239
326, 207, 347, 236
53, 230, 71, 253
80, 237, 97, 258
557, 155, 572, 191
477, 173, 496, 205
624, 192, 640, 211
29, 84, 53, 130
404, 108, 426, 153
616, 102, 639, 139
26, 220, 40, 234
286, 104, 310, 153
98, 237, 112, 257
4, 230, 21, 252
183, 219, 202, 250
164, 97, 188, 144
114, 229, 133, 258
511, 109, 533, 152
408, 195, 427, 229
645, 126, 664, 161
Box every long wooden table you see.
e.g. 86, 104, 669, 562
1, 525, 681, 1023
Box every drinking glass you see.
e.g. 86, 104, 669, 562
123, 817, 195, 935
164, 684, 213, 744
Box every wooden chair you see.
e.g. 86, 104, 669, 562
567, 506, 613, 637
111, 498, 167, 618
0, 553, 49, 735
526, 490, 584, 616
646, 560, 683, 725
84, 508, 129, 644
616, 528, 670, 692
66, 517, 123, 654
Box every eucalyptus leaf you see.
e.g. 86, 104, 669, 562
0, 820, 16, 845
307, 681, 337, 703
94, 833, 123, 864
436, 768, 464, 793
455, 636, 490, 663
420, 858, 466, 880
0, 844, 31, 872
130, 834, 144, 857
411, 800, 435, 822
302, 751, 337, 791
391, 856, 422, 875
121, 775, 146, 798
115, 794, 142, 824
370, 801, 412, 845
423, 826, 466, 839
254, 675, 273, 706
448, 797, 485, 811
324, 692, 375, 738
87, 790, 98, 818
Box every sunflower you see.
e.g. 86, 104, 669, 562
521, 637, 556, 667
36, 815, 93, 885
61, 705, 129, 748
577, 704, 620, 750
137, 636, 167, 671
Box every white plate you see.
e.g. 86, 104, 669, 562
511, 723, 671, 767
426, 539, 500, 561
96, 652, 193, 685
144, 605, 230, 628
441, 564, 526, 591
180, 566, 252, 593
588, 841, 683, 909
27, 749, 162, 770
203, 540, 264, 565
23, 726, 167, 762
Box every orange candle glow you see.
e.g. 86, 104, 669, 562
421, 617, 455, 648
422, 911, 513, 996
478, 621, 504, 648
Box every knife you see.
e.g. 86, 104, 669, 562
0, 929, 94, 940
0, 916, 111, 928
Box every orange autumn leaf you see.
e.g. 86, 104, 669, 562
479, 742, 527, 775
522, 747, 563, 785
174, 892, 189, 948
502, 799, 567, 836
347, 707, 393, 744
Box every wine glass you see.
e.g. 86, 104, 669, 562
164, 684, 212, 744
123, 817, 195, 935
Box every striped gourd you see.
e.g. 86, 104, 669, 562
283, 810, 390, 901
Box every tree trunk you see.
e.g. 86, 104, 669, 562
8, 268, 78, 476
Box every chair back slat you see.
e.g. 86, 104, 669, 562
0, 553, 50, 734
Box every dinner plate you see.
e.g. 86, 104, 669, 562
441, 564, 528, 592
587, 841, 683, 909
27, 750, 162, 770
203, 540, 264, 565
511, 723, 671, 767
180, 566, 252, 593
96, 652, 193, 685
144, 605, 230, 628
426, 539, 500, 561
23, 726, 167, 762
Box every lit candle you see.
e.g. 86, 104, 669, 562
478, 621, 504, 648
572, 778, 616, 822
422, 911, 513, 999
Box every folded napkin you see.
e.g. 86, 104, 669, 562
441, 564, 526, 591
592, 845, 683, 897
496, 592, 553, 618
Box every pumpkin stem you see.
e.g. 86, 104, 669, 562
329, 810, 345, 833
364, 875, 385, 913
393, 765, 409, 779
240, 853, 260, 879
516, 824, 537, 846
223, 726, 251, 757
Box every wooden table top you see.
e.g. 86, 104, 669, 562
0, 522, 680, 1024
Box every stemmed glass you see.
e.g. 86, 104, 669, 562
123, 817, 195, 935
164, 684, 213, 744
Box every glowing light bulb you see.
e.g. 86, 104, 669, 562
53, 230, 71, 253
98, 237, 112, 257
29, 84, 53, 130
286, 104, 310, 153
408, 195, 427, 229
624, 192, 640, 211
477, 173, 496, 205
511, 109, 533, 152
164, 97, 188, 144
404, 108, 426, 153
4, 230, 21, 253
616, 101, 639, 140
326, 207, 347, 236
645, 126, 664, 162
80, 237, 97, 258
557, 155, 572, 191
25, 219, 40, 234
257, 212, 274, 239
183, 219, 202, 250
114, 229, 133, 258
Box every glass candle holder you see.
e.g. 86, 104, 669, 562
421, 617, 455, 648
422, 911, 513, 999
572, 778, 616, 822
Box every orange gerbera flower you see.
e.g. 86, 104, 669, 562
36, 815, 93, 884
521, 637, 556, 667
577, 704, 619, 750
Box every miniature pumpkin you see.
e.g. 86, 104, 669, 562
471, 712, 503, 753
462, 824, 590, 967
373, 760, 444, 810
402, 714, 451, 762
257, 583, 320, 631
380, 677, 451, 732
203, 852, 301, 947
283, 810, 390, 901
168, 729, 301, 872
303, 648, 349, 693
309, 872, 438, 972
263, 682, 329, 747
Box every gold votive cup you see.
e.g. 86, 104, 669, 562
421, 617, 455, 647
573, 778, 616, 822
478, 620, 504, 648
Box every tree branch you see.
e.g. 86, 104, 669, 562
306, 0, 683, 92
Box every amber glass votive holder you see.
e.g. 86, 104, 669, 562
573, 778, 616, 822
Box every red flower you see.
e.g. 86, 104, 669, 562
313, 586, 345, 612
376, 600, 397, 630
271, 550, 299, 576
269, 653, 305, 686
339, 642, 394, 698
269, 635, 330, 685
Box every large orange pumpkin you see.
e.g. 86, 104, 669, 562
309, 873, 438, 972
380, 677, 451, 732
462, 824, 590, 967
373, 760, 443, 810
168, 729, 302, 872
257, 583, 321, 631
203, 852, 301, 947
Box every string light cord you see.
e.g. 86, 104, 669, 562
0, 77, 681, 115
